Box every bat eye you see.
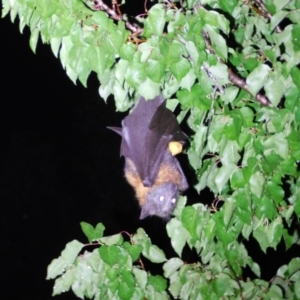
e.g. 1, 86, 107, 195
159, 196, 165, 201
171, 198, 176, 204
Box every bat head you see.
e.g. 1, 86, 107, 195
140, 183, 179, 220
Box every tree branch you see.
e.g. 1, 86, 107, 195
252, 0, 282, 33
91, 0, 142, 33
202, 30, 272, 107
228, 69, 272, 106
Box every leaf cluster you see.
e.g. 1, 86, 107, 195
47, 222, 169, 300
47, 216, 300, 299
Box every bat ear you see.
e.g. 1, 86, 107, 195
139, 207, 150, 219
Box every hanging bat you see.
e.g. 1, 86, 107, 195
108, 94, 188, 219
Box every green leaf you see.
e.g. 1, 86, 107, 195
137, 78, 160, 100
295, 280, 300, 298
290, 67, 300, 90
167, 42, 185, 66
234, 27, 245, 44
118, 281, 134, 300
295, 195, 300, 217
148, 275, 167, 292
61, 240, 84, 264
144, 4, 166, 37
87, 46, 110, 75
212, 278, 227, 296
1, 1, 10, 18
218, 0, 238, 14
47, 240, 83, 280
273, 133, 289, 159
223, 113, 242, 141
278, 156, 295, 177
144, 245, 167, 263
181, 206, 199, 237
133, 268, 147, 289
47, 257, 69, 280
99, 233, 123, 246
106, 267, 119, 281
221, 86, 239, 104
215, 163, 236, 193
205, 25, 228, 61
243, 157, 259, 181
119, 43, 136, 61
109, 28, 124, 52
163, 258, 184, 278
214, 213, 235, 245
50, 37, 61, 58
283, 229, 295, 250
108, 279, 119, 293
243, 57, 259, 72
223, 197, 235, 226
52, 268, 75, 296
292, 24, 300, 51
169, 278, 183, 299
267, 181, 284, 205
264, 78, 285, 107
231, 168, 245, 188
203, 9, 229, 35
261, 153, 281, 174
270, 11, 289, 32
266, 217, 283, 247
288, 257, 300, 277
253, 225, 268, 253
80, 222, 95, 243
246, 64, 270, 95
99, 245, 121, 266
118, 270, 135, 300
180, 68, 196, 90
257, 196, 277, 220
249, 171, 265, 197
29, 28, 40, 53
173, 196, 187, 217
208, 62, 229, 85
80, 222, 105, 243
146, 58, 166, 83
132, 228, 151, 250
125, 62, 146, 88
123, 242, 143, 262
169, 58, 191, 81
222, 140, 240, 164
185, 40, 199, 63
166, 218, 189, 257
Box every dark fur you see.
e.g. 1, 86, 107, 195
108, 95, 188, 219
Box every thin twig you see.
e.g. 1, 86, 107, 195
202, 30, 272, 106
92, 0, 142, 33
112, 0, 122, 17
252, 0, 282, 33
203, 64, 224, 94
144, 0, 148, 13
228, 68, 272, 106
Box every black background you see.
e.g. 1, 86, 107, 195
1, 8, 299, 300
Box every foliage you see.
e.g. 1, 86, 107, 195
3, 0, 300, 298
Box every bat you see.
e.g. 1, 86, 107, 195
108, 94, 188, 219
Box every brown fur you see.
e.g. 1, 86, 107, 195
124, 158, 182, 206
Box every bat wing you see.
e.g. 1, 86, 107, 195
116, 94, 187, 187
